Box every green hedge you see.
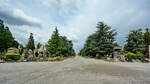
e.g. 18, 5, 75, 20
125, 52, 143, 62
5, 53, 20, 61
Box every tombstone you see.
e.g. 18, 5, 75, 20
38, 45, 48, 57
7, 48, 19, 54
28, 49, 33, 56
113, 46, 125, 61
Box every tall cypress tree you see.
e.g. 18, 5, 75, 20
26, 33, 35, 51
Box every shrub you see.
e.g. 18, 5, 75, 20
56, 56, 61, 61
5, 53, 20, 61
125, 52, 136, 62
0, 55, 4, 59
96, 55, 101, 59
28, 56, 37, 61
125, 52, 143, 62
136, 52, 143, 60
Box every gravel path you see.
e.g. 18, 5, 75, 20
0, 56, 150, 84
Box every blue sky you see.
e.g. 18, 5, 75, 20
0, 0, 150, 51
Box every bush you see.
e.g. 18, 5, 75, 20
28, 56, 37, 61
125, 52, 143, 62
136, 52, 143, 60
0, 55, 4, 59
5, 53, 20, 61
56, 56, 61, 61
125, 52, 136, 62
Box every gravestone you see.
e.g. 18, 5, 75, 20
38, 45, 48, 57
113, 46, 125, 61
28, 49, 33, 56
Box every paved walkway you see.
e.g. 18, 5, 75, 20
0, 56, 150, 84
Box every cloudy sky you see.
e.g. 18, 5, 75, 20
0, 0, 150, 51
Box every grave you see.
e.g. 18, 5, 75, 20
113, 46, 125, 61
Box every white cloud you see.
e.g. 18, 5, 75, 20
0, 8, 42, 27
1, 0, 150, 51
40, 0, 83, 14
9, 25, 53, 46
57, 0, 150, 51
13, 9, 41, 24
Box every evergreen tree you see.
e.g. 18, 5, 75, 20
144, 28, 150, 46
143, 28, 150, 58
113, 42, 120, 47
0, 19, 19, 52
80, 22, 117, 58
5, 27, 19, 48
48, 27, 75, 57
0, 19, 5, 52
26, 33, 35, 51
19, 44, 24, 55
37, 42, 42, 49
48, 27, 60, 56
125, 29, 145, 53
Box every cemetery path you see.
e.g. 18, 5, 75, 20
0, 56, 150, 84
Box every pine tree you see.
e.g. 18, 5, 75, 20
48, 27, 75, 57
26, 33, 35, 51
144, 28, 150, 46
80, 22, 117, 58
4, 27, 18, 49
37, 42, 42, 49
48, 27, 60, 56
0, 19, 5, 52
144, 28, 150, 58
0, 19, 19, 52
125, 29, 145, 53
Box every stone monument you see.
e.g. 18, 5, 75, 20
38, 45, 48, 57
28, 49, 33, 56
113, 46, 125, 61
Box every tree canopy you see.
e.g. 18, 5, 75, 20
26, 33, 35, 51
125, 29, 145, 54
0, 19, 19, 52
47, 27, 75, 57
80, 22, 117, 58
144, 28, 150, 47
37, 42, 42, 49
